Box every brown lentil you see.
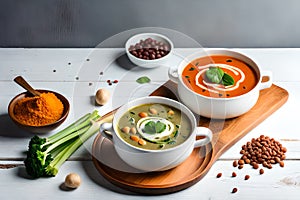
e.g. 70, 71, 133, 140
253, 163, 259, 169
259, 168, 264, 174
245, 175, 250, 180
279, 161, 285, 167
238, 159, 245, 165
238, 135, 287, 169
232, 172, 237, 177
216, 173, 222, 178
233, 160, 238, 167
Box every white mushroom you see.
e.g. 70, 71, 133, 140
64, 173, 81, 189
95, 88, 110, 105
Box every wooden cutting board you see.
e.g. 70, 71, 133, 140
92, 81, 288, 195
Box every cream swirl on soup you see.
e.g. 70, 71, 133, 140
195, 63, 245, 94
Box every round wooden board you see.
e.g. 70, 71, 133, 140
92, 134, 214, 195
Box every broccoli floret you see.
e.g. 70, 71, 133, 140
24, 110, 101, 178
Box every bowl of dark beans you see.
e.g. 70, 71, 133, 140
125, 33, 174, 68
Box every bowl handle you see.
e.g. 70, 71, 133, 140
168, 67, 179, 84
259, 70, 273, 90
100, 122, 114, 141
194, 127, 213, 148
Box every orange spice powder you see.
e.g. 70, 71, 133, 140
14, 92, 64, 126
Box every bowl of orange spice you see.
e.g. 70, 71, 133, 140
8, 88, 70, 133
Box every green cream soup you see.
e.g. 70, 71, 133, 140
117, 103, 192, 150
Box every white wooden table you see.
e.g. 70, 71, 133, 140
0, 48, 300, 200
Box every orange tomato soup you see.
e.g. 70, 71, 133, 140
182, 55, 258, 98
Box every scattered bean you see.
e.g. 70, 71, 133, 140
121, 126, 130, 134
128, 37, 170, 60
238, 135, 287, 169
138, 139, 147, 146
232, 172, 237, 177
232, 188, 238, 193
279, 161, 285, 167
259, 168, 264, 174
245, 175, 250, 180
238, 159, 245, 165
233, 160, 238, 167
149, 108, 158, 115
216, 135, 286, 195
130, 127, 137, 134
168, 110, 174, 115
253, 163, 259, 169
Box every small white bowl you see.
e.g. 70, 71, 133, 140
125, 33, 174, 68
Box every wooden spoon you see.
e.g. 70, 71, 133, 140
14, 76, 41, 96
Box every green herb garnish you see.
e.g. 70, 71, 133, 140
143, 121, 166, 134
136, 76, 151, 84
221, 73, 235, 86
205, 67, 234, 86
129, 117, 135, 125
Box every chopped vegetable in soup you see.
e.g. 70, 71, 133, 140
117, 103, 192, 150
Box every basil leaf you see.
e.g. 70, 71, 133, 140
143, 121, 166, 134
206, 67, 235, 86
136, 76, 151, 84
205, 67, 224, 83
155, 121, 166, 133
144, 121, 156, 134
222, 73, 235, 86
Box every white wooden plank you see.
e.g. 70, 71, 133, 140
1, 48, 300, 199
0, 160, 299, 200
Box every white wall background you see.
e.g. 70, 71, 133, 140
0, 0, 300, 47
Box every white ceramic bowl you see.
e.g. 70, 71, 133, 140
100, 96, 212, 172
125, 33, 174, 68
169, 49, 273, 119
